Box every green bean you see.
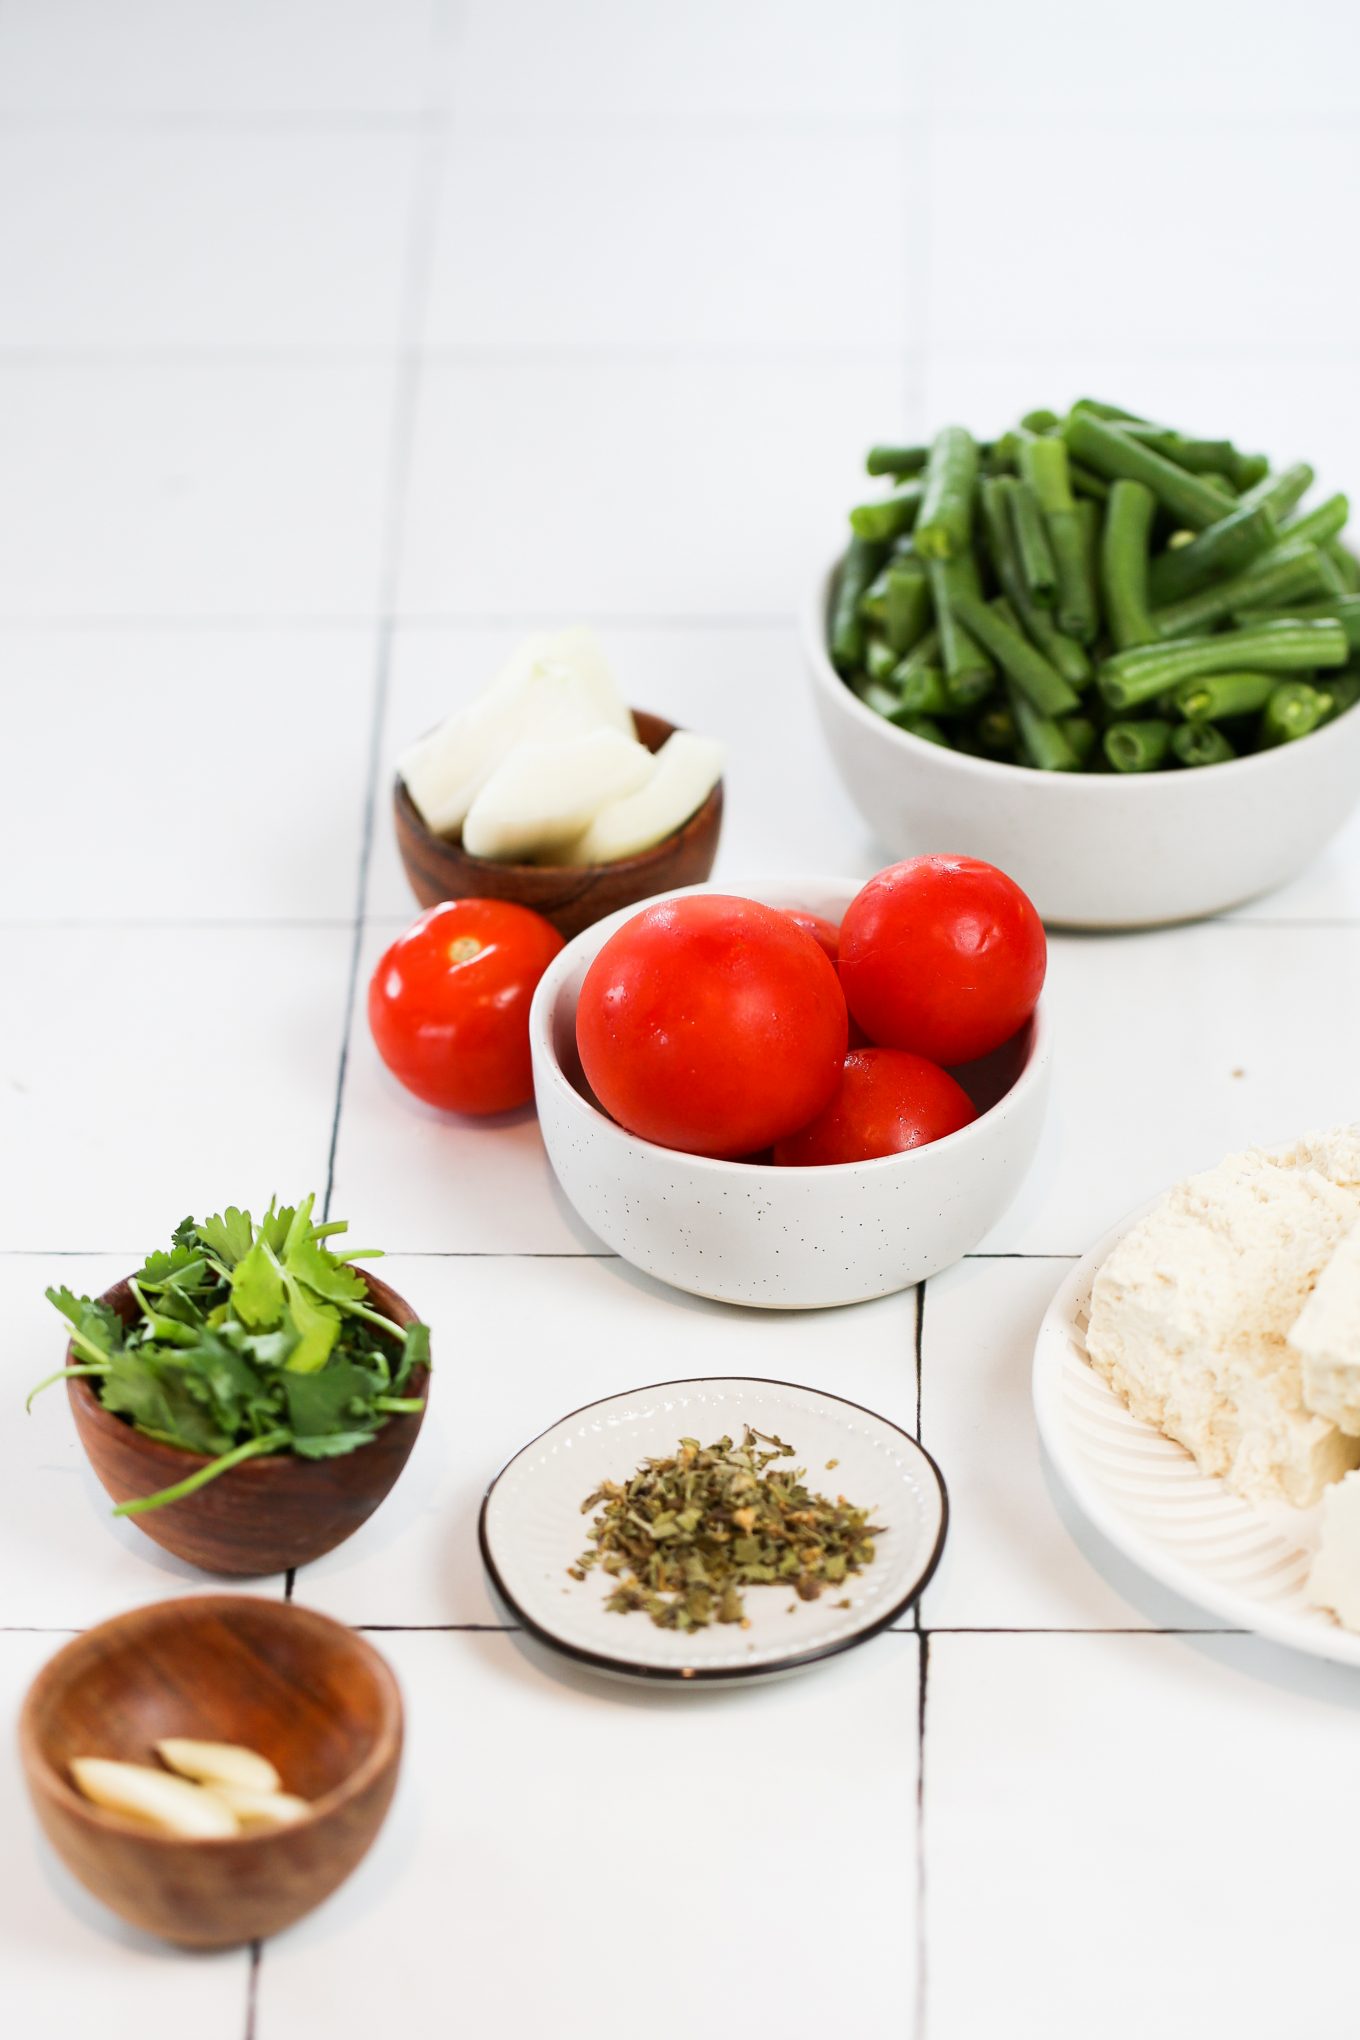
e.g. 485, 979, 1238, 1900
915, 426, 980, 560
1238, 461, 1314, 523
1119, 426, 1239, 477
858, 564, 890, 622
866, 445, 930, 478
895, 665, 951, 717
1018, 435, 1097, 639
1064, 412, 1231, 530
1232, 453, 1270, 491
1146, 499, 1279, 606
865, 633, 900, 681
1104, 720, 1173, 773
979, 477, 1091, 685
1280, 492, 1349, 550
1010, 689, 1080, 771
894, 626, 941, 688
893, 713, 950, 748
1021, 408, 1063, 434
1063, 713, 1098, 766
1070, 398, 1153, 425
949, 592, 1081, 716
1154, 539, 1335, 637
1321, 674, 1360, 721
1231, 596, 1360, 653
1171, 721, 1236, 767
1326, 541, 1360, 592
1173, 672, 1277, 721
885, 557, 932, 655
1261, 680, 1330, 746
847, 671, 902, 718
1018, 433, 1073, 512
1009, 478, 1058, 607
1054, 502, 1100, 643
1099, 618, 1349, 710
927, 553, 995, 699
849, 484, 923, 543
1100, 480, 1159, 650
976, 705, 1018, 757
1067, 462, 1111, 502
830, 538, 885, 670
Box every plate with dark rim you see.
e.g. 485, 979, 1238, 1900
478, 1377, 947, 1685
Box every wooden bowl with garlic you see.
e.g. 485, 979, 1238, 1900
393, 629, 724, 942
18, 1595, 402, 1948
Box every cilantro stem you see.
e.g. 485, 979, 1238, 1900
112, 1428, 292, 1516
343, 1300, 407, 1341
63, 1323, 118, 1368
26, 1364, 106, 1413
373, 1395, 425, 1414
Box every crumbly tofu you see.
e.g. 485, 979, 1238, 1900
1290, 1218, 1360, 1435
1308, 1469, 1360, 1631
1086, 1139, 1360, 1507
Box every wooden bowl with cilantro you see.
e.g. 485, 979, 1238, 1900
33, 1198, 430, 1577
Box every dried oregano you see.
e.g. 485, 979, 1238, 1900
569, 1427, 883, 1630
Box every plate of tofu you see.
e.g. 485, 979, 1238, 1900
1033, 1126, 1360, 1666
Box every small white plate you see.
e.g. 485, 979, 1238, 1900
1033, 1210, 1360, 1668
479, 1377, 947, 1685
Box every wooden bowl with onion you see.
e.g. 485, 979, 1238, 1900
393, 708, 724, 942
19, 1595, 402, 1948
66, 1270, 428, 1577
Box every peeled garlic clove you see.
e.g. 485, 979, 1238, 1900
208, 1783, 310, 1829
156, 1737, 281, 1794
70, 1758, 240, 1839
461, 727, 654, 861
567, 732, 725, 864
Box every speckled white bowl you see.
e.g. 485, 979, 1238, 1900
528, 876, 1051, 1310
805, 559, 1360, 929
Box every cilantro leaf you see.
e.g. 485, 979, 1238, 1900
195, 1206, 255, 1269
285, 1233, 368, 1307
46, 1286, 124, 1364
292, 1430, 379, 1459
280, 1277, 341, 1375
230, 1236, 286, 1328
392, 1321, 430, 1393
281, 1361, 380, 1437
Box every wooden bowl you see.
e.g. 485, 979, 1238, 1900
66, 1270, 428, 1577
393, 707, 724, 941
18, 1595, 402, 1948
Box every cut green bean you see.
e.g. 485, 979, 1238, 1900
865, 634, 901, 681
885, 557, 932, 655
1104, 719, 1173, 773
1100, 480, 1159, 650
1326, 541, 1360, 592
976, 705, 1018, 756
1064, 411, 1231, 530
849, 484, 923, 543
847, 671, 902, 718
866, 445, 929, 478
1009, 478, 1058, 607
1154, 539, 1335, 637
858, 564, 891, 624
1231, 595, 1360, 653
949, 591, 1080, 717
1173, 671, 1276, 721
1062, 713, 1098, 766
979, 477, 1091, 684
1262, 680, 1329, 746
893, 712, 950, 747
1146, 499, 1279, 606
1239, 462, 1314, 523
1010, 689, 1080, 771
1280, 492, 1349, 550
1100, 618, 1348, 710
830, 537, 884, 670
1018, 433, 1074, 512
1171, 721, 1236, 767
1070, 398, 1153, 426
927, 552, 995, 699
895, 665, 951, 717
915, 426, 980, 560
1051, 499, 1099, 643
1321, 674, 1360, 721
1020, 408, 1063, 434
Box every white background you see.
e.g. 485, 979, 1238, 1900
3, 2, 1359, 2035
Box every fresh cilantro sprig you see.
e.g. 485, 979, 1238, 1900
31, 1196, 429, 1515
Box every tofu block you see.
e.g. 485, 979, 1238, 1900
1291, 1218, 1360, 1435
461, 727, 654, 862
1308, 1469, 1360, 1631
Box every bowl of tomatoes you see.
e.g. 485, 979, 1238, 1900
528, 860, 1052, 1309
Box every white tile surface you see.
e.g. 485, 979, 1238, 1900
0, 360, 396, 619
254, 1627, 920, 2039
0, 924, 351, 1251
0, 131, 421, 348
0, 627, 377, 922
0, 1255, 286, 1623
0, 0, 442, 114
3, 1630, 251, 2034
979, 921, 1360, 1254
927, 1633, 1360, 2038
294, 1253, 920, 1623
396, 352, 905, 618
424, 119, 916, 351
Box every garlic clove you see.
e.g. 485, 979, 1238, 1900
155, 1737, 281, 1795
70, 1758, 240, 1839
208, 1783, 311, 1828
461, 727, 654, 862
565, 731, 725, 864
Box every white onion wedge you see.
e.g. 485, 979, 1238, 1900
208, 1783, 310, 1829
462, 727, 654, 861
564, 732, 725, 864
70, 1758, 239, 1838
155, 1738, 281, 1794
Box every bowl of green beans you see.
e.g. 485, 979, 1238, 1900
805, 401, 1360, 928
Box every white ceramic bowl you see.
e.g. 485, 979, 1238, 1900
528, 876, 1051, 1310
804, 559, 1360, 929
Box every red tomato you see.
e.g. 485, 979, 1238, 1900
773, 1049, 977, 1166
368, 899, 563, 1115
575, 895, 848, 1158
839, 856, 1045, 1066
782, 908, 840, 964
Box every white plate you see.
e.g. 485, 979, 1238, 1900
1033, 1210, 1360, 1668
479, 1377, 947, 1685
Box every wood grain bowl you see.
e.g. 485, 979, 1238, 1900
393, 707, 724, 941
66, 1269, 428, 1577
18, 1595, 403, 1948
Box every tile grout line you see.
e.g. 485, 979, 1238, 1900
915, 1632, 930, 2040
243, 1942, 262, 2040
913, 1280, 926, 1639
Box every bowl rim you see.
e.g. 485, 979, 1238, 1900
65, 1264, 428, 1480
17, 1593, 404, 1848
528, 873, 1052, 1178
393, 703, 725, 879
803, 554, 1360, 792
